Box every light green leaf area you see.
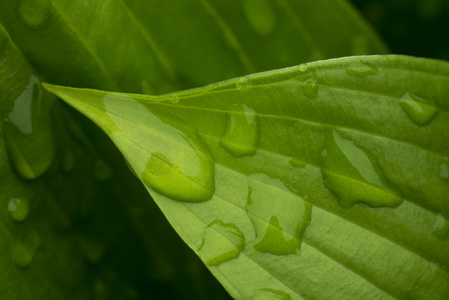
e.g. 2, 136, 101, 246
45, 55, 449, 299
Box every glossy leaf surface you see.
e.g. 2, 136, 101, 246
45, 55, 449, 299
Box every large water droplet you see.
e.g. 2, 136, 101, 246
4, 76, 55, 180
18, 0, 51, 28
399, 92, 438, 126
432, 213, 449, 240
220, 104, 259, 158
345, 60, 378, 77
247, 174, 311, 255
199, 220, 245, 266
8, 198, 30, 222
321, 130, 402, 208
100, 94, 215, 202
243, 0, 276, 36
93, 158, 113, 181
252, 288, 291, 300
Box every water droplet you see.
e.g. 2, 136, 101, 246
432, 213, 449, 240
252, 288, 291, 300
243, 0, 277, 36
8, 198, 30, 222
351, 35, 370, 55
236, 77, 251, 90
199, 220, 245, 266
170, 94, 180, 104
345, 60, 378, 77
220, 104, 259, 158
440, 163, 449, 179
93, 158, 113, 181
4, 76, 55, 180
18, 0, 51, 28
61, 150, 75, 173
302, 78, 318, 99
399, 92, 438, 126
297, 64, 308, 72
101, 94, 216, 202
247, 174, 311, 255
10, 242, 33, 269
321, 130, 402, 208
289, 158, 306, 168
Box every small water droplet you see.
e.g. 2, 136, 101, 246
321, 130, 402, 208
247, 174, 311, 255
4, 76, 55, 180
252, 288, 291, 300
351, 35, 370, 55
243, 0, 277, 36
18, 0, 51, 28
10, 242, 33, 269
432, 213, 449, 240
345, 60, 378, 77
199, 220, 245, 266
236, 77, 251, 90
399, 92, 438, 126
62, 150, 75, 173
220, 104, 259, 158
297, 64, 308, 72
302, 78, 319, 99
93, 158, 113, 181
440, 163, 449, 179
289, 158, 306, 168
8, 198, 30, 222
170, 94, 180, 104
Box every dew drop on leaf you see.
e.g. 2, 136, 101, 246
399, 92, 438, 126
170, 93, 180, 104
321, 130, 403, 208
93, 158, 113, 181
3, 75, 55, 180
236, 76, 252, 90
301, 78, 319, 99
297, 64, 308, 73
10, 242, 33, 269
289, 157, 306, 168
345, 60, 378, 77
18, 0, 51, 28
9, 231, 41, 270
247, 174, 311, 255
432, 213, 449, 240
199, 220, 245, 266
220, 104, 259, 158
252, 288, 292, 300
8, 198, 30, 222
243, 0, 276, 36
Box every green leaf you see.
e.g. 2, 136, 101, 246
45, 55, 449, 299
